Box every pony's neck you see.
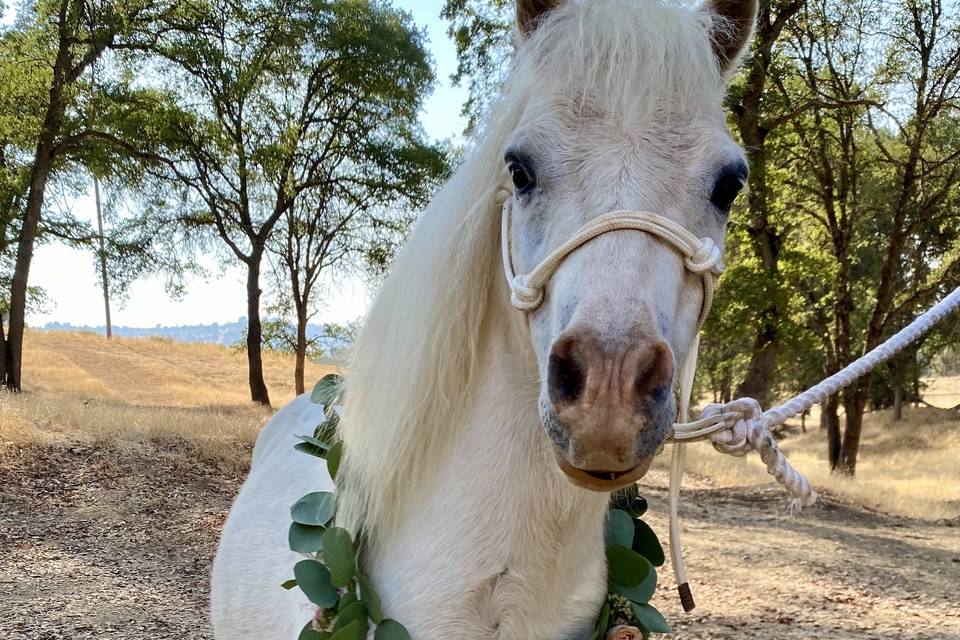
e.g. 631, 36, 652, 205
366, 281, 610, 639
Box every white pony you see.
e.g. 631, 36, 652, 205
211, 0, 755, 637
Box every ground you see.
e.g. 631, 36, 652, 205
1, 331, 958, 639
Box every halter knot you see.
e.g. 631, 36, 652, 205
684, 238, 725, 275
510, 274, 543, 311
700, 397, 762, 456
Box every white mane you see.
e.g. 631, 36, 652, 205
337, 0, 729, 536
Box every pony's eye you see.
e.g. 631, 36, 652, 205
508, 161, 536, 195
710, 166, 747, 213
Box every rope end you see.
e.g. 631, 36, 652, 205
678, 582, 696, 612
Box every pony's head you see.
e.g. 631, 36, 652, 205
339, 0, 755, 534
502, 0, 754, 491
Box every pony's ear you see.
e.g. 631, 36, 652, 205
704, 0, 757, 72
516, 0, 564, 38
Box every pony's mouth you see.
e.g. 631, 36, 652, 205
554, 451, 654, 492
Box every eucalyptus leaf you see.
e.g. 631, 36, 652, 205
293, 560, 338, 608
604, 509, 634, 548
333, 602, 368, 633
299, 622, 330, 640
632, 519, 665, 567
328, 620, 366, 640
298, 435, 332, 451
632, 603, 671, 634
606, 544, 651, 588
312, 374, 344, 406
374, 619, 412, 640
322, 527, 356, 588
609, 563, 656, 604
359, 574, 384, 624
295, 442, 328, 458
291, 492, 336, 527
591, 602, 611, 640
289, 522, 326, 554
327, 440, 344, 481
338, 591, 358, 612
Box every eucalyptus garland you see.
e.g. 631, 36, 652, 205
284, 374, 670, 640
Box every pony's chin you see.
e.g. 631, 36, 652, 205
553, 451, 654, 492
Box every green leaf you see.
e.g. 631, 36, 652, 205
609, 563, 657, 604
312, 374, 344, 405
632, 519, 665, 567
293, 560, 339, 608
291, 492, 337, 526
322, 527, 356, 588
358, 574, 384, 624
591, 602, 611, 640
295, 442, 328, 458
374, 619, 412, 640
606, 544, 651, 588
604, 509, 634, 548
329, 620, 366, 640
333, 601, 368, 633
290, 523, 327, 554
632, 603, 671, 634
338, 591, 358, 611
327, 440, 344, 481
298, 435, 332, 451
281, 579, 298, 590
299, 622, 330, 640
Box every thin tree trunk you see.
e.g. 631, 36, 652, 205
294, 305, 308, 395
893, 384, 903, 421
94, 175, 112, 338
246, 255, 271, 406
823, 393, 842, 469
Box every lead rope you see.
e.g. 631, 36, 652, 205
497, 187, 960, 613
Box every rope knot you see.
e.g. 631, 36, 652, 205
701, 397, 762, 456
685, 238, 725, 275
510, 274, 543, 311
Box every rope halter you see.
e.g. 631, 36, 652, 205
500, 196, 725, 329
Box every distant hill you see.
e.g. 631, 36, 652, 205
41, 318, 351, 353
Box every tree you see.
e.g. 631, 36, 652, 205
2, 0, 194, 391
781, 0, 960, 473
152, 0, 441, 404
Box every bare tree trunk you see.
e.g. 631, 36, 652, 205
294, 305, 308, 395
8, 132, 58, 391
838, 382, 869, 475
823, 393, 842, 469
893, 384, 903, 421
246, 255, 271, 406
93, 175, 112, 338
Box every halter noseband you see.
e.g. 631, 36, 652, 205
499, 192, 725, 329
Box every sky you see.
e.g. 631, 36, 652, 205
14, 1, 469, 329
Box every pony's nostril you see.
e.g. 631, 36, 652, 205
548, 348, 586, 406
633, 341, 673, 405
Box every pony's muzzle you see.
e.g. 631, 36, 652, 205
545, 325, 674, 491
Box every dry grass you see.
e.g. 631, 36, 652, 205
4, 329, 957, 520
0, 329, 335, 469
666, 399, 960, 521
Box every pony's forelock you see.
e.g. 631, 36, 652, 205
336, 0, 728, 536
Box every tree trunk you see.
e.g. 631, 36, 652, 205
893, 384, 903, 421
837, 382, 869, 475
8, 131, 58, 391
294, 306, 308, 396
94, 175, 112, 338
245, 255, 271, 406
823, 393, 842, 469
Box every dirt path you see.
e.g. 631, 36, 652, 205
1, 444, 958, 639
